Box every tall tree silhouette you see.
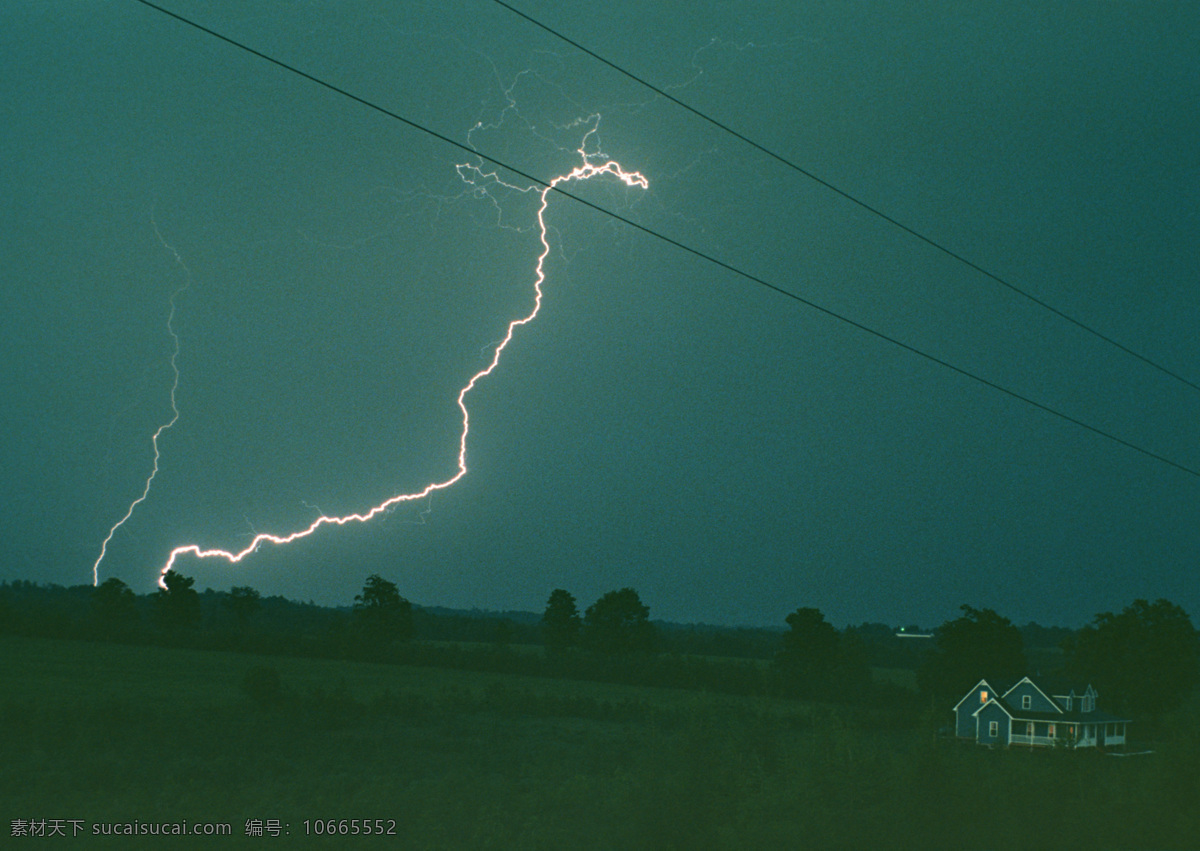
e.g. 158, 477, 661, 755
541, 589, 582, 651
154, 570, 201, 629
584, 588, 657, 654
92, 577, 139, 636
352, 574, 413, 644
1067, 598, 1198, 717
918, 605, 1026, 701
773, 607, 841, 699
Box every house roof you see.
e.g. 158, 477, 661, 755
952, 678, 1023, 713
972, 697, 1011, 718
1002, 676, 1059, 709
961, 676, 1130, 724
951, 678, 995, 713
1039, 677, 1097, 698
964, 681, 1132, 724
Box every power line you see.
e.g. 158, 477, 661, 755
127, 0, 1199, 480
488, 0, 1200, 397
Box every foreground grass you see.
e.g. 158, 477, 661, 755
1, 635, 1196, 849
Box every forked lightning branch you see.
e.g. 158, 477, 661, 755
95, 122, 647, 589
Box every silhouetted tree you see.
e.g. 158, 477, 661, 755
1067, 598, 1199, 718
154, 570, 202, 629
772, 607, 869, 700
352, 574, 413, 643
583, 588, 658, 654
541, 589, 582, 651
223, 585, 261, 622
91, 577, 139, 635
775, 608, 838, 685
918, 605, 1026, 702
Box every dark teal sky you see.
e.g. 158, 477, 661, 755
2, 1, 1197, 628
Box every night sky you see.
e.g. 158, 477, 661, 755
2, 1, 1197, 629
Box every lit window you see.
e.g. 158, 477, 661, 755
1022, 695, 1031, 709
980, 690, 988, 704
1048, 724, 1056, 738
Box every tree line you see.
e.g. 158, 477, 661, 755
917, 600, 1199, 721
2, 573, 1195, 722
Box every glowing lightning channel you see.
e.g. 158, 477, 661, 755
158, 137, 647, 587
93, 218, 189, 586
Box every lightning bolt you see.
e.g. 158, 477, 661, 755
157, 129, 647, 587
92, 216, 189, 586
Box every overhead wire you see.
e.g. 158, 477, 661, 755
127, 0, 1199, 480
489, 0, 1200, 396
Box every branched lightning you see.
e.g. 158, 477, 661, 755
92, 216, 189, 585
157, 129, 647, 587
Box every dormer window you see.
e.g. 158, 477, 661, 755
1022, 695, 1031, 710
1065, 696, 1072, 711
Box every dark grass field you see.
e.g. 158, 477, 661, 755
2, 635, 1196, 849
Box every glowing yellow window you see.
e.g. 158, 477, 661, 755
980, 690, 988, 703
